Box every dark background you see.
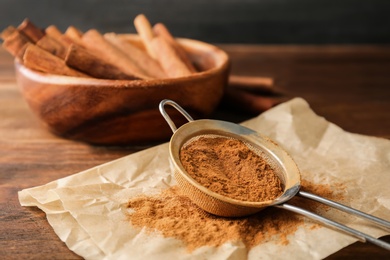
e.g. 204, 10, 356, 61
1, 0, 390, 44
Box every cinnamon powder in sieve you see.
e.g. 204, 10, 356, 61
126, 180, 344, 252
179, 136, 283, 202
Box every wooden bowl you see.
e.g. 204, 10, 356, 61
14, 35, 230, 145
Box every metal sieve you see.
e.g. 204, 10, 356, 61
159, 99, 390, 250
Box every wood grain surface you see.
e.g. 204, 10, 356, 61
1, 45, 390, 259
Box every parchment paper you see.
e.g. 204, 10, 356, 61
19, 98, 390, 260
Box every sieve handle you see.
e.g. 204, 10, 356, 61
298, 191, 390, 230
275, 203, 390, 251
159, 99, 194, 133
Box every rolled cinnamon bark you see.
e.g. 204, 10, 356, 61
104, 33, 166, 78
23, 43, 89, 77
82, 29, 150, 79
1, 30, 31, 60
45, 25, 63, 39
1, 26, 17, 40
45, 25, 72, 47
134, 14, 157, 59
153, 23, 197, 73
150, 36, 192, 78
223, 87, 287, 114
65, 26, 85, 46
65, 43, 139, 80
228, 75, 275, 94
36, 35, 68, 59
17, 18, 45, 43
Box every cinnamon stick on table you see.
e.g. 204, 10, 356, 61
65, 43, 139, 80
82, 29, 150, 79
104, 33, 166, 78
23, 43, 89, 77
223, 87, 287, 114
228, 75, 275, 94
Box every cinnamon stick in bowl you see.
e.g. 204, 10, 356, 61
153, 23, 197, 73
23, 43, 89, 77
17, 18, 45, 43
64, 26, 85, 46
65, 43, 139, 80
150, 36, 193, 78
2, 30, 31, 60
134, 14, 194, 78
134, 14, 157, 59
36, 35, 68, 59
1, 26, 17, 40
104, 33, 166, 78
45, 25, 63, 39
45, 25, 73, 47
82, 29, 150, 80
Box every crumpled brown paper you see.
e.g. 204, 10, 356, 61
19, 98, 390, 260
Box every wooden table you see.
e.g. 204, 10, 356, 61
1, 45, 390, 259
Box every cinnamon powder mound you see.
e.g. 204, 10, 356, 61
126, 181, 345, 252
179, 136, 283, 202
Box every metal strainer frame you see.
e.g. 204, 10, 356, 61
159, 99, 390, 250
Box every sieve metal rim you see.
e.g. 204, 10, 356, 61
160, 99, 301, 209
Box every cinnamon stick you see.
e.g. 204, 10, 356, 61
17, 18, 45, 43
65, 26, 84, 46
23, 43, 89, 77
228, 75, 275, 94
82, 29, 150, 79
153, 23, 197, 73
1, 30, 31, 60
223, 87, 287, 114
36, 35, 68, 59
45, 25, 77, 48
104, 32, 166, 78
65, 43, 138, 80
133, 14, 157, 59
1, 26, 17, 40
45, 25, 63, 39
150, 36, 192, 78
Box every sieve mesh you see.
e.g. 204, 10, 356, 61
181, 133, 286, 190
175, 170, 264, 217
176, 133, 287, 217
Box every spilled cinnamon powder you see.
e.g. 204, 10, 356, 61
126, 180, 345, 252
179, 135, 283, 202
